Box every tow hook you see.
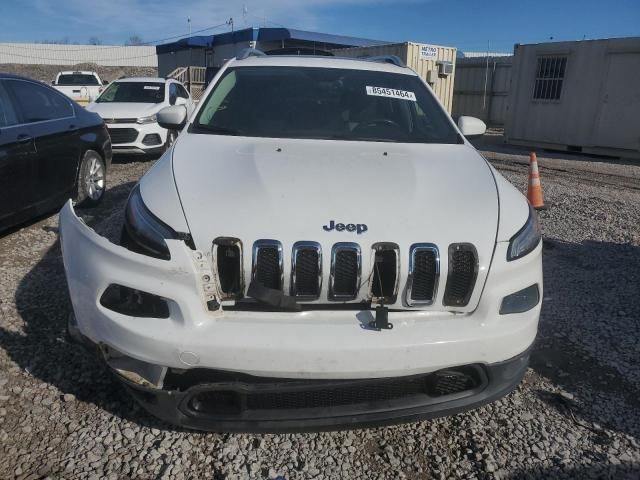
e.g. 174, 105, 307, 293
369, 252, 393, 330
370, 304, 393, 330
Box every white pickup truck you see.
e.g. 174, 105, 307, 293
52, 71, 106, 105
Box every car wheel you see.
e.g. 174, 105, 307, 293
75, 149, 106, 207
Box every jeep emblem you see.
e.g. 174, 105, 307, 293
323, 220, 368, 234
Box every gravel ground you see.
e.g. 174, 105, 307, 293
0, 142, 639, 479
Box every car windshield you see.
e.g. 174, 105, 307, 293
193, 66, 460, 144
56, 74, 100, 86
96, 82, 165, 103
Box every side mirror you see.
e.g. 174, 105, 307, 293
169, 94, 177, 106
103, 80, 109, 85
157, 105, 187, 130
51, 80, 56, 85
457, 116, 486, 138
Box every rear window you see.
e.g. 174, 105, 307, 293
56, 74, 100, 86
96, 82, 165, 104
194, 66, 460, 144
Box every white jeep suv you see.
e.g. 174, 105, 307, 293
60, 51, 542, 432
86, 77, 194, 155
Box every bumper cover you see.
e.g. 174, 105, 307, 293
117, 348, 530, 432
107, 122, 167, 155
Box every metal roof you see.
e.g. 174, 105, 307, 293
156, 27, 385, 54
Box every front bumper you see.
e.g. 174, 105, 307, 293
114, 348, 530, 433
106, 122, 167, 155
60, 202, 542, 429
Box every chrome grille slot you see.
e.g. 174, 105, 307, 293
213, 237, 244, 300
329, 243, 361, 301
252, 240, 283, 291
406, 244, 439, 306
370, 242, 400, 304
290, 241, 322, 300
443, 243, 478, 307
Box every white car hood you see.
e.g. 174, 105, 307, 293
86, 102, 162, 119
170, 134, 499, 310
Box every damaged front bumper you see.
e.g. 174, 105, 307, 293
60, 201, 542, 431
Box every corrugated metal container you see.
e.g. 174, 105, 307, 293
332, 42, 457, 112
505, 37, 640, 159
0, 43, 157, 67
452, 56, 513, 125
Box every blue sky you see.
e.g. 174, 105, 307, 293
0, 0, 638, 52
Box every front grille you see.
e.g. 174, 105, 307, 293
407, 244, 439, 305
184, 366, 485, 418
370, 243, 399, 303
329, 243, 361, 300
107, 127, 138, 144
290, 242, 322, 299
252, 240, 283, 290
248, 378, 426, 410
104, 118, 137, 124
443, 244, 478, 307
214, 237, 243, 299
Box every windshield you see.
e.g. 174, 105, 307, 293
193, 66, 460, 144
96, 82, 165, 103
56, 74, 100, 86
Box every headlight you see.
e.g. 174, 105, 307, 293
123, 184, 178, 260
507, 204, 541, 261
136, 114, 157, 124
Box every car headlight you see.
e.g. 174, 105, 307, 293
507, 204, 542, 261
136, 114, 157, 124
123, 184, 178, 260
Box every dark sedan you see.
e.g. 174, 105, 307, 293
0, 73, 112, 233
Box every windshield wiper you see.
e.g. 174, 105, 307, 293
193, 124, 240, 136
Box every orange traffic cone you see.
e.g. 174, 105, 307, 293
527, 152, 546, 210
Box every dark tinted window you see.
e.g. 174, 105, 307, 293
56, 73, 100, 86
8, 80, 73, 122
195, 66, 459, 144
96, 82, 165, 103
0, 81, 20, 127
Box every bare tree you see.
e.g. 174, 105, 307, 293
125, 35, 144, 46
88, 36, 102, 45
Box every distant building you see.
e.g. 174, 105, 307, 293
505, 37, 640, 159
459, 51, 511, 58
155, 27, 385, 77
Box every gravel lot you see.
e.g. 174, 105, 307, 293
0, 139, 639, 479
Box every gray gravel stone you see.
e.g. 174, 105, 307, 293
0, 139, 639, 479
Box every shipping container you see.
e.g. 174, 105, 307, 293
332, 42, 457, 112
452, 56, 513, 126
505, 37, 640, 159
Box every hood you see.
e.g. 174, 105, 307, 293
85, 102, 161, 120
170, 135, 499, 311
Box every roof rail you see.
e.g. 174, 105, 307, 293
365, 55, 406, 68
237, 48, 267, 60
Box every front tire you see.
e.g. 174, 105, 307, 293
75, 149, 106, 207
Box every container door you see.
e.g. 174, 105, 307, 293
594, 53, 640, 151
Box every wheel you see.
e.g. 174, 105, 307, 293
75, 150, 106, 207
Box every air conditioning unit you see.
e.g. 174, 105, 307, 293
437, 61, 454, 76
